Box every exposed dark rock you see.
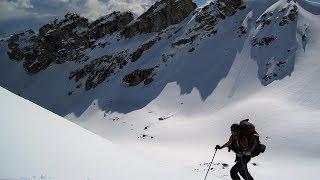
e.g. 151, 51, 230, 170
138, 134, 154, 139
279, 4, 298, 26
239, 5, 246, 10
121, 0, 197, 38
130, 37, 160, 62
252, 162, 258, 166
279, 7, 287, 13
193, 3, 219, 33
6, 11, 135, 75
279, 17, 289, 26
76, 84, 82, 88
69, 55, 112, 82
288, 5, 298, 21
158, 114, 174, 121
263, 60, 287, 81
218, 0, 244, 16
69, 50, 128, 90
7, 13, 90, 74
189, 0, 244, 37
144, 77, 154, 85
161, 53, 175, 63
7, 29, 37, 61
256, 11, 272, 29
302, 34, 307, 42
172, 35, 198, 47
222, 163, 229, 167
276, 61, 286, 67
88, 11, 134, 39
123, 68, 154, 86
111, 117, 120, 121
252, 36, 277, 47
139, 134, 148, 138
238, 26, 247, 36
39, 13, 89, 36
188, 47, 195, 52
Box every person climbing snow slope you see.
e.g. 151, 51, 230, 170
215, 119, 266, 180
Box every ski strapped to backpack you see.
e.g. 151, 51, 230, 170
228, 119, 266, 157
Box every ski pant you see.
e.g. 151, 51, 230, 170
230, 154, 254, 180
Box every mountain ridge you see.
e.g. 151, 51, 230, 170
0, 0, 317, 116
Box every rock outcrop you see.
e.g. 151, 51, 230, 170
7, 29, 37, 61
252, 36, 277, 47
87, 11, 134, 39
6, 12, 133, 74
173, 0, 245, 46
279, 4, 298, 26
219, 0, 245, 16
7, 13, 90, 74
130, 37, 160, 62
69, 50, 128, 90
121, 0, 197, 38
123, 68, 155, 86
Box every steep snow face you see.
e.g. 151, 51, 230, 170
0, 87, 198, 180
1, 0, 320, 179
252, 0, 300, 84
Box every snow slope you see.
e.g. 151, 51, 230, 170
0, 87, 197, 180
1, 0, 320, 179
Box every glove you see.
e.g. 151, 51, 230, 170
215, 145, 222, 150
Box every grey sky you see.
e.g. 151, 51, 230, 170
0, 0, 160, 35
0, 0, 319, 36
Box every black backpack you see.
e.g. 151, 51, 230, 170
229, 119, 266, 157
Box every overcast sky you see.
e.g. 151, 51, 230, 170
0, 0, 206, 35
0, 0, 319, 36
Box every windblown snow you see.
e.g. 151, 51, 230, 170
1, 0, 320, 179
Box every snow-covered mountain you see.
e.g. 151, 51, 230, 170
1, 0, 320, 179
1, 0, 311, 115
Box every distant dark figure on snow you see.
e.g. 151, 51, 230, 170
215, 119, 266, 180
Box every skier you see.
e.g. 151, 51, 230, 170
215, 123, 255, 180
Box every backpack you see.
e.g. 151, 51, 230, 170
229, 119, 266, 157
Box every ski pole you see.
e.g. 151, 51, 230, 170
203, 148, 217, 180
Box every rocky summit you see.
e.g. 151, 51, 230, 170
7, 13, 90, 74
6, 12, 134, 74
121, 0, 197, 38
